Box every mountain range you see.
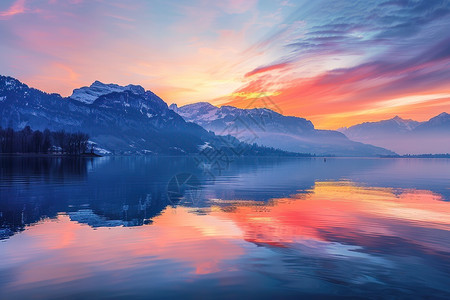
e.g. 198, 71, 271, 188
339, 114, 450, 155
0, 75, 302, 156
0, 76, 212, 154
170, 102, 395, 156
2, 74, 445, 156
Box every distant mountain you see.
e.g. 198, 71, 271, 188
171, 102, 396, 157
414, 112, 450, 132
339, 116, 421, 137
339, 114, 450, 155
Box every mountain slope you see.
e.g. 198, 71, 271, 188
339, 114, 450, 154
171, 102, 396, 156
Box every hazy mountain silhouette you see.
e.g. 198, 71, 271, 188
339, 113, 450, 155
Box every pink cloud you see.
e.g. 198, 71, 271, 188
216, 0, 258, 14
0, 0, 26, 18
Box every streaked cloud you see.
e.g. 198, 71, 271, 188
0, 0, 448, 128
225, 0, 450, 128
0, 0, 26, 18
245, 62, 290, 77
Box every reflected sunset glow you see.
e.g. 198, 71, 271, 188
2, 180, 450, 296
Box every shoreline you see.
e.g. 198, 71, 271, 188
0, 153, 448, 159
0, 153, 102, 158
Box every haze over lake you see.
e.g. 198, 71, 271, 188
1, 156, 449, 299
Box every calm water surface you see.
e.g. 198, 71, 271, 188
0, 157, 449, 299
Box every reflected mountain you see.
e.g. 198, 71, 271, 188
0, 157, 92, 239
1, 156, 450, 298
1, 156, 449, 240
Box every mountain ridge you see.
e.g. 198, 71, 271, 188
171, 102, 396, 156
7, 74, 445, 156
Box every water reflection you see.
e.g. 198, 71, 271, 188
0, 157, 92, 239
0, 157, 449, 298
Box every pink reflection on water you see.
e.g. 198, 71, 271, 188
211, 182, 450, 252
1, 181, 450, 294
2, 207, 245, 290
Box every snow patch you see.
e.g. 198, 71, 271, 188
198, 142, 212, 151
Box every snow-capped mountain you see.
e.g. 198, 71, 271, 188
0, 75, 301, 156
70, 80, 146, 104
172, 102, 314, 133
171, 102, 396, 156
0, 75, 212, 154
339, 114, 450, 154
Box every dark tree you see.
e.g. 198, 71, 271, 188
32, 130, 43, 153
0, 126, 91, 155
42, 129, 52, 153
52, 130, 67, 154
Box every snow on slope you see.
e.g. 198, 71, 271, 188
70, 81, 145, 104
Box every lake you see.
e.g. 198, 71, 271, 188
1, 156, 450, 299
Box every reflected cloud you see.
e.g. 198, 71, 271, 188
213, 181, 450, 254
1, 157, 450, 298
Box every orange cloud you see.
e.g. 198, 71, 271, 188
1, 0, 448, 130
225, 53, 450, 128
245, 62, 290, 77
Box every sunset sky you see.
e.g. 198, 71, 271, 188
1, 0, 449, 128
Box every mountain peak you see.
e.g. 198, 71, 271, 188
181, 102, 217, 110
391, 115, 415, 123
92, 80, 104, 86
71, 81, 145, 104
0, 75, 28, 91
421, 112, 450, 127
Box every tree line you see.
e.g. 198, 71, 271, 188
0, 126, 90, 155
